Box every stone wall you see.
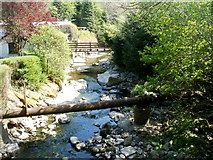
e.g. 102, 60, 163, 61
0, 64, 11, 110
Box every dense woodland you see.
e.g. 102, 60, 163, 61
0, 1, 212, 158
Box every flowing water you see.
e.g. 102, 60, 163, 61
14, 54, 119, 158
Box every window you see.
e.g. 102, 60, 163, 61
8, 43, 18, 54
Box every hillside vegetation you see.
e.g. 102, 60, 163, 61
110, 2, 212, 158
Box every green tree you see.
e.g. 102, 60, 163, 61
50, 1, 76, 21
135, 2, 212, 94
111, 12, 155, 76
27, 25, 71, 81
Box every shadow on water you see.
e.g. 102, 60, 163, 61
14, 54, 116, 159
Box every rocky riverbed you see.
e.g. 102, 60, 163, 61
1, 52, 196, 159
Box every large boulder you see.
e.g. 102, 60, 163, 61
7, 90, 23, 108
14, 91, 38, 108
97, 70, 121, 86
107, 77, 123, 87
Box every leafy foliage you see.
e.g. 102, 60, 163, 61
161, 104, 212, 158
27, 25, 71, 81
54, 23, 78, 42
0, 56, 46, 90
50, 1, 76, 21
126, 2, 212, 95
78, 30, 97, 42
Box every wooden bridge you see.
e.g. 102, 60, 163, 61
69, 42, 111, 53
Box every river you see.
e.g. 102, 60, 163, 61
13, 53, 121, 158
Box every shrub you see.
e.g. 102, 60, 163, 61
78, 30, 97, 42
54, 23, 78, 42
27, 25, 71, 81
0, 56, 46, 90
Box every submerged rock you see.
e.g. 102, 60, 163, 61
5, 143, 19, 154
76, 142, 86, 151
70, 136, 81, 145
55, 114, 70, 124
58, 116, 71, 124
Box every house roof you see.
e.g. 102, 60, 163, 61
33, 20, 73, 26
0, 21, 73, 38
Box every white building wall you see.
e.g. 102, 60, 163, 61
0, 41, 9, 58
0, 41, 18, 58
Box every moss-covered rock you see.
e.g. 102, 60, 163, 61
107, 77, 123, 87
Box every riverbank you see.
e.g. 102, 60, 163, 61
0, 52, 111, 159
1, 51, 212, 159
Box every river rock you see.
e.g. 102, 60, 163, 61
48, 131, 57, 136
91, 147, 100, 155
5, 143, 19, 154
58, 116, 71, 124
150, 150, 159, 158
42, 129, 48, 134
48, 124, 56, 130
14, 91, 38, 107
40, 122, 46, 127
7, 90, 23, 108
100, 94, 111, 101
70, 136, 81, 145
109, 89, 120, 94
55, 114, 70, 124
97, 70, 120, 85
92, 62, 99, 66
120, 146, 137, 158
93, 123, 101, 127
10, 129, 21, 138
27, 90, 41, 100
167, 151, 178, 158
19, 132, 29, 140
54, 79, 87, 104
100, 122, 112, 138
146, 144, 153, 151
39, 100, 48, 107
117, 119, 134, 131
108, 111, 125, 122
107, 77, 123, 87
76, 142, 86, 151
93, 135, 102, 143
124, 136, 133, 146
115, 138, 124, 145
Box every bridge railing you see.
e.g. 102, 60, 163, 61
69, 42, 110, 52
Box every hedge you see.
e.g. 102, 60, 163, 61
0, 56, 47, 90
